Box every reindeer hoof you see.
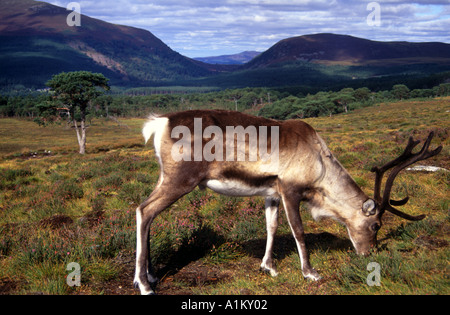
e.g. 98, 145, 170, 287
260, 266, 279, 277
260, 260, 279, 277
303, 268, 322, 281
133, 280, 156, 295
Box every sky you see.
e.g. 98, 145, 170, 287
43, 0, 450, 58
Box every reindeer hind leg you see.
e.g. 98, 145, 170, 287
133, 181, 196, 295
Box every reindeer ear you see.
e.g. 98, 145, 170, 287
362, 199, 377, 216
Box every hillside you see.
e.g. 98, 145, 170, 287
0, 0, 217, 87
245, 33, 450, 68
187, 34, 450, 90
1, 1, 450, 90
194, 51, 261, 65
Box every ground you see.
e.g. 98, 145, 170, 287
0, 97, 449, 295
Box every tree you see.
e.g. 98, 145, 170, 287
259, 95, 300, 120
437, 83, 450, 96
392, 84, 410, 100
332, 88, 356, 113
40, 71, 110, 154
354, 87, 371, 101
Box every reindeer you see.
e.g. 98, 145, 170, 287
133, 110, 442, 295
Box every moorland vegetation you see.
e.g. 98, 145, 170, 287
0, 93, 448, 294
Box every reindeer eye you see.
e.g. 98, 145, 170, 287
371, 223, 381, 232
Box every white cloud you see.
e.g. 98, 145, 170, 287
42, 0, 449, 57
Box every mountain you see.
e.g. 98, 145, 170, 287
1, 1, 449, 91
194, 51, 261, 65
189, 33, 450, 90
0, 0, 219, 87
245, 33, 450, 69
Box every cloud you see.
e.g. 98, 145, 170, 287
44, 0, 449, 57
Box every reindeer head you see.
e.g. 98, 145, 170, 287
348, 132, 442, 255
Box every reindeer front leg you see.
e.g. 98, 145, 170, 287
281, 189, 321, 281
261, 197, 280, 277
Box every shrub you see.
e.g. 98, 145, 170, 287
0, 168, 34, 190
207, 242, 243, 265
90, 194, 106, 212
118, 182, 151, 205
54, 179, 84, 201
92, 173, 124, 191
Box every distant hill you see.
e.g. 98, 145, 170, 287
245, 33, 450, 69
189, 33, 450, 90
1, 1, 450, 90
194, 51, 261, 65
0, 0, 220, 87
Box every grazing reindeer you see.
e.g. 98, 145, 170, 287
133, 110, 442, 295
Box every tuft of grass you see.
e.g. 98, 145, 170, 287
205, 242, 244, 265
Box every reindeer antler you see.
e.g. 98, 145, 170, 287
371, 132, 443, 221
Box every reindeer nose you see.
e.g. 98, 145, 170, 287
371, 223, 381, 232
356, 247, 371, 256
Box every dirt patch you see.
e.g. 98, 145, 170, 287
87, 255, 232, 295
38, 214, 73, 229
414, 235, 448, 250
157, 261, 232, 295
78, 210, 105, 227
0, 278, 18, 295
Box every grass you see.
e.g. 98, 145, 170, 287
0, 97, 449, 295
0, 117, 144, 158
